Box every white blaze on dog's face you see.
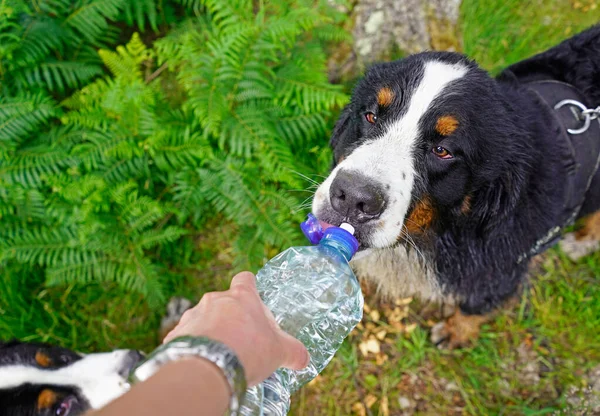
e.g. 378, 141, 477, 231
0, 342, 143, 415
313, 56, 470, 248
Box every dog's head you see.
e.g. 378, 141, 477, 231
0, 341, 143, 416
313, 52, 525, 248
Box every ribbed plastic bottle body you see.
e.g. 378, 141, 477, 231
239, 243, 363, 415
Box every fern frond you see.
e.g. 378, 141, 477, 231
198, 158, 295, 247
138, 226, 187, 249
200, 0, 252, 33
150, 126, 213, 171
0, 226, 76, 266
218, 104, 277, 156
0, 93, 59, 149
172, 0, 203, 13
45, 253, 165, 307
260, 7, 321, 48
122, 0, 158, 32
275, 111, 327, 148
61, 108, 114, 131
0, 144, 72, 186
99, 33, 153, 80
101, 156, 150, 184
312, 25, 352, 42
9, 17, 68, 68
18, 61, 103, 92
275, 59, 347, 112
0, 186, 46, 224
60, 78, 113, 111
63, 0, 125, 44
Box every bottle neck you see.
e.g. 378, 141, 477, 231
319, 238, 353, 262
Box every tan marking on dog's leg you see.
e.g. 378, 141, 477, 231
560, 211, 600, 260
575, 211, 600, 241
430, 309, 490, 349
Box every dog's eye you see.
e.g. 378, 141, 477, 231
365, 112, 377, 124
432, 146, 452, 159
55, 396, 75, 416
55, 402, 69, 416
58, 354, 73, 365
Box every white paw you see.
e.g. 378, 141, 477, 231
430, 321, 448, 345
560, 232, 600, 261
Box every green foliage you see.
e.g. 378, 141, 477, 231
0, 0, 348, 307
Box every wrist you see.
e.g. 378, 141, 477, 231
131, 336, 247, 415
170, 358, 230, 397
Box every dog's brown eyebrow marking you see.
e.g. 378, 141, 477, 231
38, 389, 58, 410
436, 115, 459, 136
35, 350, 52, 368
377, 87, 394, 107
405, 196, 435, 233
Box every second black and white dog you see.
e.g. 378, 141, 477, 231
0, 298, 191, 416
0, 340, 142, 416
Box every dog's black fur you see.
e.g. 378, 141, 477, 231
325, 25, 600, 318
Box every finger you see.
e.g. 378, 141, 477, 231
230, 271, 258, 293
162, 329, 178, 344
262, 304, 281, 332
278, 332, 310, 371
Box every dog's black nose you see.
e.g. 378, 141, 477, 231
329, 170, 387, 221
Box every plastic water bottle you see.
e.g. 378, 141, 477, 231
239, 214, 364, 415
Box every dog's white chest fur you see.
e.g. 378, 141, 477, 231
351, 247, 453, 304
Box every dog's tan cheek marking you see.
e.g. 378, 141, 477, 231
35, 351, 52, 368
460, 195, 472, 215
405, 196, 435, 233
38, 389, 58, 410
377, 87, 394, 107
436, 115, 459, 136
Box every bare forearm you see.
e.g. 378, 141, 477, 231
87, 358, 229, 416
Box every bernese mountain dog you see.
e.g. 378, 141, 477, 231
312, 25, 600, 348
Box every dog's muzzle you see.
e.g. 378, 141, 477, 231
329, 170, 388, 223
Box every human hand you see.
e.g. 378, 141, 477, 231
163, 272, 309, 386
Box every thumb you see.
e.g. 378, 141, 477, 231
278, 331, 310, 371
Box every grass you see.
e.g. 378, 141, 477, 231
1, 0, 599, 415
461, 0, 599, 73
291, 251, 600, 415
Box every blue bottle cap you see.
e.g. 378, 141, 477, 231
300, 213, 324, 244
321, 227, 359, 260
300, 214, 360, 260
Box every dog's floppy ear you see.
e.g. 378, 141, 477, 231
330, 103, 355, 150
475, 167, 527, 234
